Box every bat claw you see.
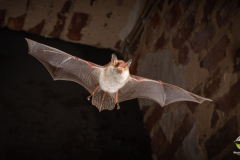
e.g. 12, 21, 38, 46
87, 95, 92, 101
117, 103, 120, 109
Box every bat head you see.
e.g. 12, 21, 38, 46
111, 54, 132, 72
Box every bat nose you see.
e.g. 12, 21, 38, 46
119, 62, 124, 68
117, 63, 124, 71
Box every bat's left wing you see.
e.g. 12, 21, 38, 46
26, 38, 103, 94
118, 75, 211, 107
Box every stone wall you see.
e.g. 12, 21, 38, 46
124, 0, 240, 159
0, 0, 146, 50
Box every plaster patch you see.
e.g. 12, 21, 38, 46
159, 104, 187, 142
119, 0, 142, 41
137, 50, 187, 88
174, 122, 205, 160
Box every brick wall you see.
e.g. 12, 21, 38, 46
0, 0, 145, 50
124, 0, 240, 159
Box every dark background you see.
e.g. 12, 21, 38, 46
0, 28, 152, 160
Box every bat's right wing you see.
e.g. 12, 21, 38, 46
118, 75, 211, 107
26, 38, 103, 94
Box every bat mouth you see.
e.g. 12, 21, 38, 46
117, 67, 124, 71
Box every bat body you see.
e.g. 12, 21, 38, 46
26, 39, 211, 112
99, 64, 129, 93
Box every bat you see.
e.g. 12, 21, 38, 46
26, 39, 212, 112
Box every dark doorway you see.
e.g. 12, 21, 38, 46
0, 28, 152, 160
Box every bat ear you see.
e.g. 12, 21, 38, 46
111, 54, 118, 65
125, 59, 132, 68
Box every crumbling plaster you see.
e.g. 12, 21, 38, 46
0, 0, 146, 49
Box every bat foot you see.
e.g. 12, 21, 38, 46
117, 103, 120, 109
87, 95, 92, 101
88, 85, 99, 101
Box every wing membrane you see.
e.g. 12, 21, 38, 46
26, 38, 102, 93
118, 75, 211, 107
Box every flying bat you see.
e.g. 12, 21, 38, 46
26, 39, 211, 112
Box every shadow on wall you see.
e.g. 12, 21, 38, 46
0, 28, 152, 160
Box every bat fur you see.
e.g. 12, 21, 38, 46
99, 65, 129, 93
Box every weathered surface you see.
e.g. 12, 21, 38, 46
137, 50, 187, 88
124, 0, 240, 159
172, 13, 195, 49
154, 32, 168, 51
204, 69, 222, 98
180, 0, 193, 11
215, 79, 240, 114
201, 0, 217, 22
234, 47, 240, 72
0, 0, 145, 50
205, 116, 238, 159
174, 122, 205, 160
191, 22, 215, 53
27, 20, 45, 35
145, 104, 164, 134
145, 11, 161, 50
210, 108, 219, 128
200, 35, 230, 72
164, 2, 182, 30
67, 12, 89, 41
157, 114, 194, 160
7, 14, 26, 31
159, 103, 187, 142
216, 0, 238, 27
178, 45, 189, 65
49, 0, 72, 38
151, 128, 166, 154
49, 13, 67, 38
